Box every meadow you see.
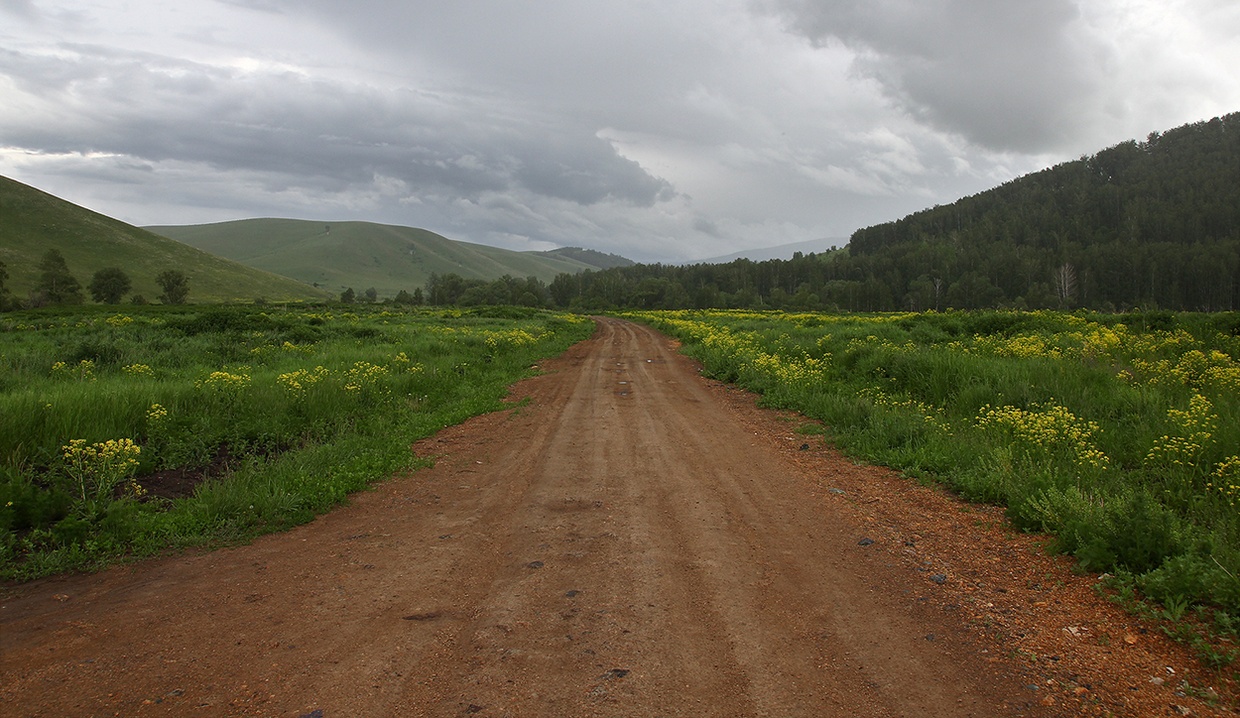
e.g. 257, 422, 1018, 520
0, 303, 593, 579
625, 308, 1240, 654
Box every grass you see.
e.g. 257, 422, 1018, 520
0, 303, 594, 579
623, 309, 1240, 636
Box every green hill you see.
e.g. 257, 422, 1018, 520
844, 112, 1240, 311
543, 246, 635, 270
146, 219, 618, 298
0, 176, 329, 304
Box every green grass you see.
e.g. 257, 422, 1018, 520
0, 175, 330, 303
624, 308, 1240, 622
0, 303, 594, 579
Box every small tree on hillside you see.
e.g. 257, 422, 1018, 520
340, 287, 356, 304
363, 287, 378, 303
34, 249, 84, 304
156, 269, 189, 305
88, 267, 133, 304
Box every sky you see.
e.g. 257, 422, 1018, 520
2, 1, 1238, 263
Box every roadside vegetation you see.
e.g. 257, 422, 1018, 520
0, 303, 593, 579
625, 308, 1240, 665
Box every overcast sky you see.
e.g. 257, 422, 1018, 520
2, 0, 1238, 262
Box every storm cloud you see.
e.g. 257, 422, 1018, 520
1, 0, 1237, 261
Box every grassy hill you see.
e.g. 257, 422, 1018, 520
0, 176, 329, 304
543, 246, 635, 270
146, 219, 619, 298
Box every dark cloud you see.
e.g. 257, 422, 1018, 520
0, 44, 674, 208
767, 0, 1100, 152
2, 0, 1237, 262
0, 0, 37, 18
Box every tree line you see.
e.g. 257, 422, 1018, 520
428, 112, 1240, 313
0, 249, 189, 310
6, 113, 1233, 314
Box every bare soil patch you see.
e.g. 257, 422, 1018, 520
1, 319, 1233, 717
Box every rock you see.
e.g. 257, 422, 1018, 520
930, 573, 947, 584
527, 560, 544, 569
827, 488, 846, 495
565, 590, 580, 598
858, 538, 875, 546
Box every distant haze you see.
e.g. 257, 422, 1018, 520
2, 1, 1238, 263
692, 237, 847, 265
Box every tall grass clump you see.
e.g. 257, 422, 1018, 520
0, 304, 593, 579
626, 308, 1240, 625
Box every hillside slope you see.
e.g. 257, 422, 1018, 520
845, 111, 1240, 310
147, 219, 607, 297
0, 176, 329, 303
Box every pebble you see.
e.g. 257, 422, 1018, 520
858, 538, 875, 546
527, 561, 544, 569
930, 574, 947, 584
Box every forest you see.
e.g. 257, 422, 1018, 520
490, 111, 1238, 313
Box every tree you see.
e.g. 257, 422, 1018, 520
35, 249, 83, 304
363, 287, 378, 303
156, 269, 190, 305
88, 267, 132, 304
1053, 262, 1078, 307
340, 287, 356, 304
393, 289, 415, 305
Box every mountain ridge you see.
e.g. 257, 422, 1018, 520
147, 219, 631, 298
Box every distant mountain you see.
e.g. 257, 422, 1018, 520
147, 219, 618, 298
0, 176, 328, 304
692, 237, 847, 265
541, 246, 635, 270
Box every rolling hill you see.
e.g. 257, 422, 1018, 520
0, 176, 329, 304
146, 219, 625, 298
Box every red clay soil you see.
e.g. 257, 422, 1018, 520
1, 318, 1235, 717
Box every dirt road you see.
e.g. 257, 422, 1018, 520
1, 319, 1229, 717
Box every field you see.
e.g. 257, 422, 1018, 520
624, 309, 1240, 623
0, 304, 593, 579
